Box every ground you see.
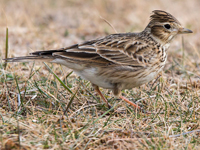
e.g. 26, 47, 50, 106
0, 0, 199, 149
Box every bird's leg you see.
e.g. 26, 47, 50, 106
93, 85, 111, 109
119, 95, 141, 110
113, 85, 141, 110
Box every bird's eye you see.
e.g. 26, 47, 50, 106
164, 24, 171, 29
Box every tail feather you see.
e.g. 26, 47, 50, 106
4, 49, 64, 62
30, 44, 79, 56
4, 56, 53, 62
30, 49, 65, 56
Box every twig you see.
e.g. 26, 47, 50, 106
169, 130, 200, 138
106, 129, 200, 144
99, 16, 118, 33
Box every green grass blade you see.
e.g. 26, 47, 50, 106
44, 63, 73, 94
4, 27, 8, 69
34, 80, 51, 98
14, 74, 24, 109
63, 86, 80, 115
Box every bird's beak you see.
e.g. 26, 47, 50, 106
178, 28, 193, 34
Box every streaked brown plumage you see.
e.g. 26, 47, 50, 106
6, 10, 192, 109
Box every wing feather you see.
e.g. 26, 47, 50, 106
7, 33, 159, 69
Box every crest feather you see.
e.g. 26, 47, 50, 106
149, 10, 181, 25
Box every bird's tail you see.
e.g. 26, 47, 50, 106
4, 56, 53, 62
4, 49, 64, 62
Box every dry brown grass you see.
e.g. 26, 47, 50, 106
0, 0, 200, 149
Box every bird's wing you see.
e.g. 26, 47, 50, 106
51, 33, 159, 67
95, 34, 153, 67
6, 33, 159, 68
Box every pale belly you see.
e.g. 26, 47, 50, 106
74, 68, 115, 89
51, 58, 165, 90
74, 65, 163, 90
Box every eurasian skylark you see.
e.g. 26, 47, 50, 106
6, 10, 192, 110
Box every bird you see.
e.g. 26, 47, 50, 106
6, 10, 192, 110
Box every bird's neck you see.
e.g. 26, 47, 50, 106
142, 27, 172, 47
140, 30, 171, 55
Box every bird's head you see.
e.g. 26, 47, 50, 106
145, 10, 192, 44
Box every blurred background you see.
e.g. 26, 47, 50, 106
0, 1, 200, 149
0, 0, 199, 57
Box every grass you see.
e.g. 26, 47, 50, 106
0, 0, 200, 149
